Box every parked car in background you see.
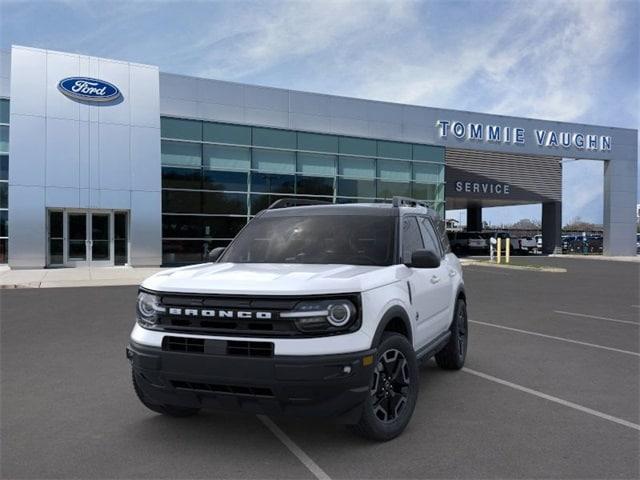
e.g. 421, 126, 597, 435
518, 236, 538, 254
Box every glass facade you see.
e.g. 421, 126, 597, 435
0, 99, 8, 263
160, 117, 445, 265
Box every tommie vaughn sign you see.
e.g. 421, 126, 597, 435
58, 77, 121, 102
436, 120, 612, 152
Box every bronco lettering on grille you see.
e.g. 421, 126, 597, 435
167, 308, 272, 320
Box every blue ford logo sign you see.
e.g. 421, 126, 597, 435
58, 77, 121, 102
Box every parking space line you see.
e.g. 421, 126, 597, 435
554, 310, 639, 326
469, 319, 640, 357
257, 415, 331, 480
463, 368, 640, 431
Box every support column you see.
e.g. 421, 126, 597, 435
603, 157, 637, 256
466, 206, 482, 231
542, 201, 562, 254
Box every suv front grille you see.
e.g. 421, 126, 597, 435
163, 336, 205, 353
162, 336, 274, 357
171, 380, 274, 397
227, 340, 274, 357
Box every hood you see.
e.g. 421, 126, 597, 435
142, 263, 407, 295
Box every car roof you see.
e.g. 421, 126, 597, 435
262, 202, 437, 218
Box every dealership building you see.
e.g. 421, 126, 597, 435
0, 45, 637, 268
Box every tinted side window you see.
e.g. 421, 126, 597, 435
419, 217, 442, 257
432, 218, 451, 253
401, 217, 424, 263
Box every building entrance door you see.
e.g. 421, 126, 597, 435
47, 210, 129, 267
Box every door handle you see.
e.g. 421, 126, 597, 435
449, 270, 457, 277
430, 275, 440, 284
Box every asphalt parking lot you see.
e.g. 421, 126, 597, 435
1, 257, 639, 479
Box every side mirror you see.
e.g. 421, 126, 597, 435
407, 249, 440, 269
207, 246, 226, 262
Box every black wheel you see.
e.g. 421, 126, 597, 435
350, 333, 419, 441
435, 298, 468, 370
132, 371, 200, 417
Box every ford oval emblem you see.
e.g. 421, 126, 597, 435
58, 77, 121, 102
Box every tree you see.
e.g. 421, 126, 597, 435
563, 216, 602, 232
510, 218, 541, 230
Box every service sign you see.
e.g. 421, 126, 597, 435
58, 77, 121, 102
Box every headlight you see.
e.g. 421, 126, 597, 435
281, 298, 358, 333
136, 291, 165, 328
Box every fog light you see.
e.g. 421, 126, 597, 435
362, 355, 374, 366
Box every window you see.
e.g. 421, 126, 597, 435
221, 215, 396, 266
162, 167, 201, 189
203, 145, 250, 170
0, 210, 7, 237
114, 212, 128, 266
201, 216, 246, 238
412, 183, 438, 200
252, 149, 296, 174
252, 127, 296, 149
158, 116, 445, 266
337, 178, 376, 198
0, 99, 9, 124
0, 155, 7, 180
296, 176, 333, 196
0, 183, 7, 208
161, 141, 201, 167
378, 141, 411, 160
0, 126, 8, 154
202, 170, 247, 191
413, 144, 445, 163
161, 117, 202, 141
297, 153, 336, 176
339, 137, 376, 157
418, 217, 442, 257
338, 156, 375, 179
251, 173, 295, 194
162, 190, 202, 214
202, 192, 247, 215
378, 160, 410, 181
297, 132, 338, 153
401, 217, 424, 263
162, 215, 203, 238
413, 163, 443, 183
203, 122, 250, 145
377, 181, 410, 199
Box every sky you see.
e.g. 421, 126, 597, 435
1, 0, 638, 226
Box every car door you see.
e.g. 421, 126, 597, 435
419, 216, 456, 333
400, 216, 449, 348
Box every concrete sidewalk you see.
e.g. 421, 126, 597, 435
0, 266, 165, 289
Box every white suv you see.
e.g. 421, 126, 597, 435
128, 197, 467, 441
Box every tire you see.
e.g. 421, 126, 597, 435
435, 298, 468, 370
132, 370, 200, 417
350, 333, 419, 441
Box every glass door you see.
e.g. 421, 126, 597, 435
55, 210, 123, 267
66, 212, 89, 267
90, 213, 112, 266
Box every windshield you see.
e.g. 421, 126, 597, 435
220, 214, 396, 266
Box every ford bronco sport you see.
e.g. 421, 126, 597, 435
128, 197, 467, 441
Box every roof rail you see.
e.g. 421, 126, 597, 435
267, 198, 332, 210
391, 196, 430, 209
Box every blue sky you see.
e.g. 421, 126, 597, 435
1, 0, 638, 225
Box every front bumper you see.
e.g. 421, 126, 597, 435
127, 341, 376, 423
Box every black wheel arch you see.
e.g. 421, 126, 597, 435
371, 305, 413, 348
448, 285, 467, 329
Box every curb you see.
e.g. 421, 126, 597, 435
462, 260, 567, 273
